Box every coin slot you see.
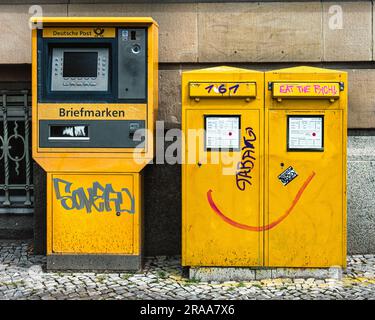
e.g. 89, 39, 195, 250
131, 44, 141, 54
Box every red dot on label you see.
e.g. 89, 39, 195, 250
312, 132, 316, 136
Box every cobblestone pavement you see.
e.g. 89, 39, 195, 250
0, 240, 375, 300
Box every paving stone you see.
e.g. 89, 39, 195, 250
0, 241, 375, 299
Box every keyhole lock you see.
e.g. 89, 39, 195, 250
197, 162, 202, 167
116, 212, 121, 217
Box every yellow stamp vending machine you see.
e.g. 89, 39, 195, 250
31, 17, 158, 270
182, 67, 264, 267
265, 66, 347, 268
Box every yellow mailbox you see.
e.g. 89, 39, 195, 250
182, 66, 347, 273
265, 66, 347, 268
31, 17, 158, 270
182, 67, 264, 267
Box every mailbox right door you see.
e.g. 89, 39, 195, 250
266, 109, 345, 267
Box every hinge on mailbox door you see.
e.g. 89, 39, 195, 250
339, 82, 344, 91
268, 82, 273, 91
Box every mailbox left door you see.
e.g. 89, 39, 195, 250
183, 109, 263, 267
51, 173, 137, 254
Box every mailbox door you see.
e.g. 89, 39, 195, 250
266, 109, 344, 267
183, 109, 263, 267
51, 173, 137, 254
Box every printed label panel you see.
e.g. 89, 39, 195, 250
43, 27, 116, 38
272, 82, 340, 99
288, 116, 324, 151
38, 104, 146, 120
205, 116, 240, 150
189, 82, 256, 98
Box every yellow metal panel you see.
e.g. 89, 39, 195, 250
133, 173, 142, 255
42, 27, 116, 38
341, 73, 348, 268
51, 173, 138, 254
265, 66, 347, 268
189, 82, 256, 98
46, 172, 53, 254
184, 110, 263, 266
30, 17, 158, 27
36, 148, 146, 155
31, 28, 38, 166
184, 66, 258, 74
32, 18, 159, 264
266, 110, 343, 267
34, 158, 149, 173
32, 18, 158, 173
268, 66, 342, 74
272, 82, 340, 99
147, 22, 158, 159
182, 67, 264, 267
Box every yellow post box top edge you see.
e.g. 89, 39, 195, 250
183, 66, 262, 75
30, 16, 159, 27
265, 65, 347, 75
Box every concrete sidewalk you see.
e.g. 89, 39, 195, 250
0, 240, 374, 300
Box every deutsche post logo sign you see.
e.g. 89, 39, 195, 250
42, 27, 116, 38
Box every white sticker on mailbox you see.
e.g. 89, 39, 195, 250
288, 116, 323, 150
205, 116, 240, 150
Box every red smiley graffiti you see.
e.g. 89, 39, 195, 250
206, 171, 316, 231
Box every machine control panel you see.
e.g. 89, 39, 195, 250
51, 48, 109, 91
39, 120, 145, 148
31, 18, 158, 271
35, 21, 156, 151
118, 28, 146, 100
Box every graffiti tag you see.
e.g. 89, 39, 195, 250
205, 83, 240, 95
207, 171, 316, 231
276, 83, 339, 96
235, 127, 256, 191
53, 178, 135, 215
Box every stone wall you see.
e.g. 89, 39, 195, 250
348, 135, 375, 254
0, 2, 375, 128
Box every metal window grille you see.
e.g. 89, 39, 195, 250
0, 90, 33, 214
